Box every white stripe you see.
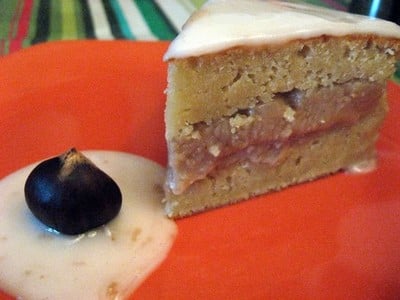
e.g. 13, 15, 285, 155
155, 0, 194, 32
117, 0, 157, 40
87, 0, 114, 40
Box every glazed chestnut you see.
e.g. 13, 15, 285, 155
24, 148, 122, 235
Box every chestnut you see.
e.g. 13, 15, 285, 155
24, 148, 122, 235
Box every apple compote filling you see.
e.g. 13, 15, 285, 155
166, 80, 384, 194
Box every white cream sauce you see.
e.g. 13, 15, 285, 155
0, 151, 177, 300
164, 0, 400, 60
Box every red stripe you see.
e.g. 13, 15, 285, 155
0, 0, 22, 55
9, 0, 34, 54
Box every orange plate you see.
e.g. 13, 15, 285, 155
1, 41, 400, 299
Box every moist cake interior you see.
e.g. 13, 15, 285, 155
163, 1, 400, 218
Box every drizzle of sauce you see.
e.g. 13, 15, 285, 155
0, 151, 177, 300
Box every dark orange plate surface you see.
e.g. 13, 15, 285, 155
1, 41, 400, 299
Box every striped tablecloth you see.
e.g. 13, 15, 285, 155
0, 0, 351, 56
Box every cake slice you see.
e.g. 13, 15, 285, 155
163, 0, 400, 218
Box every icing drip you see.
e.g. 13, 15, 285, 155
164, 0, 400, 60
345, 158, 377, 174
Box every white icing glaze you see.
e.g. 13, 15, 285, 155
164, 0, 400, 60
0, 151, 177, 300
345, 158, 377, 174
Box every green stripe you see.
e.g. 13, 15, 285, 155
61, 0, 78, 39
189, 0, 205, 9
110, 0, 134, 39
31, 0, 50, 45
22, 0, 40, 48
134, 0, 176, 40
73, 0, 86, 39
48, 0, 61, 40
0, 0, 19, 39
78, 0, 95, 39
102, 0, 125, 38
0, 0, 19, 53
177, 0, 195, 12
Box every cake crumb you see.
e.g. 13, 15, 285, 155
208, 144, 221, 157
106, 282, 119, 299
283, 107, 296, 122
191, 130, 201, 139
229, 114, 255, 133
385, 48, 395, 55
180, 125, 194, 136
180, 125, 201, 139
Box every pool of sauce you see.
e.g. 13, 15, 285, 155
0, 151, 177, 300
